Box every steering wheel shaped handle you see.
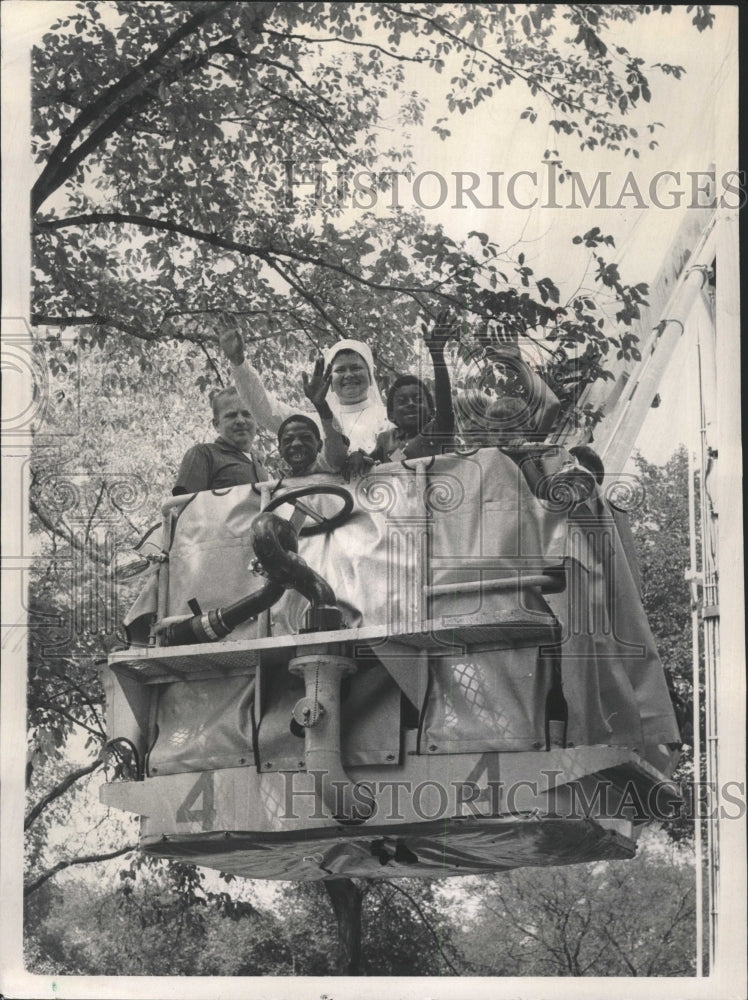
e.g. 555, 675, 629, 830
262, 484, 355, 536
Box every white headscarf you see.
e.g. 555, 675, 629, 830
322, 339, 390, 451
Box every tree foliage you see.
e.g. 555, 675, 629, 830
26, 863, 263, 976
26, 871, 465, 976
31, 2, 712, 428
629, 447, 694, 738
628, 446, 702, 843
457, 832, 696, 976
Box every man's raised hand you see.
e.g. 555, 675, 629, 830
218, 326, 245, 366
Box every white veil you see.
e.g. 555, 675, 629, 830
322, 339, 390, 444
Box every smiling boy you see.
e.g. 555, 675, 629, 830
368, 310, 457, 464
277, 415, 327, 477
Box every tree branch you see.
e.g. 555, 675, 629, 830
48, 665, 107, 735
25, 758, 103, 831
31, 309, 309, 346
33, 700, 106, 742
254, 79, 350, 160
24, 844, 136, 898
35, 212, 464, 303
198, 341, 225, 386
598, 920, 639, 975
264, 257, 347, 340
383, 881, 462, 975
29, 494, 113, 567
378, 3, 605, 119
32, 312, 108, 327
47, 21, 271, 202
31, 310, 146, 341
32, 1, 235, 211
644, 888, 694, 975
491, 890, 563, 964
260, 28, 429, 66
255, 55, 336, 109
85, 481, 107, 543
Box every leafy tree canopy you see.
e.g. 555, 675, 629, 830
32, 2, 713, 429
457, 831, 696, 976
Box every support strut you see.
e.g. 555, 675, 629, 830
289, 653, 374, 823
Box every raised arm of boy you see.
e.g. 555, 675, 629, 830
422, 309, 457, 437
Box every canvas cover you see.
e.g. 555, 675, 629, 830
122, 448, 679, 775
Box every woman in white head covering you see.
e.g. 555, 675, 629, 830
321, 339, 390, 452
226, 333, 391, 455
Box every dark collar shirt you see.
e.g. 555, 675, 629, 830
172, 437, 267, 495
370, 421, 455, 464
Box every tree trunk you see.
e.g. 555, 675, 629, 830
324, 877, 363, 975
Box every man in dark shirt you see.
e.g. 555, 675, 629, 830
173, 386, 266, 495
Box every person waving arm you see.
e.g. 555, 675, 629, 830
421, 308, 458, 437
301, 357, 349, 471
218, 326, 299, 435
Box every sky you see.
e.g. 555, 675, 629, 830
370, 6, 735, 466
